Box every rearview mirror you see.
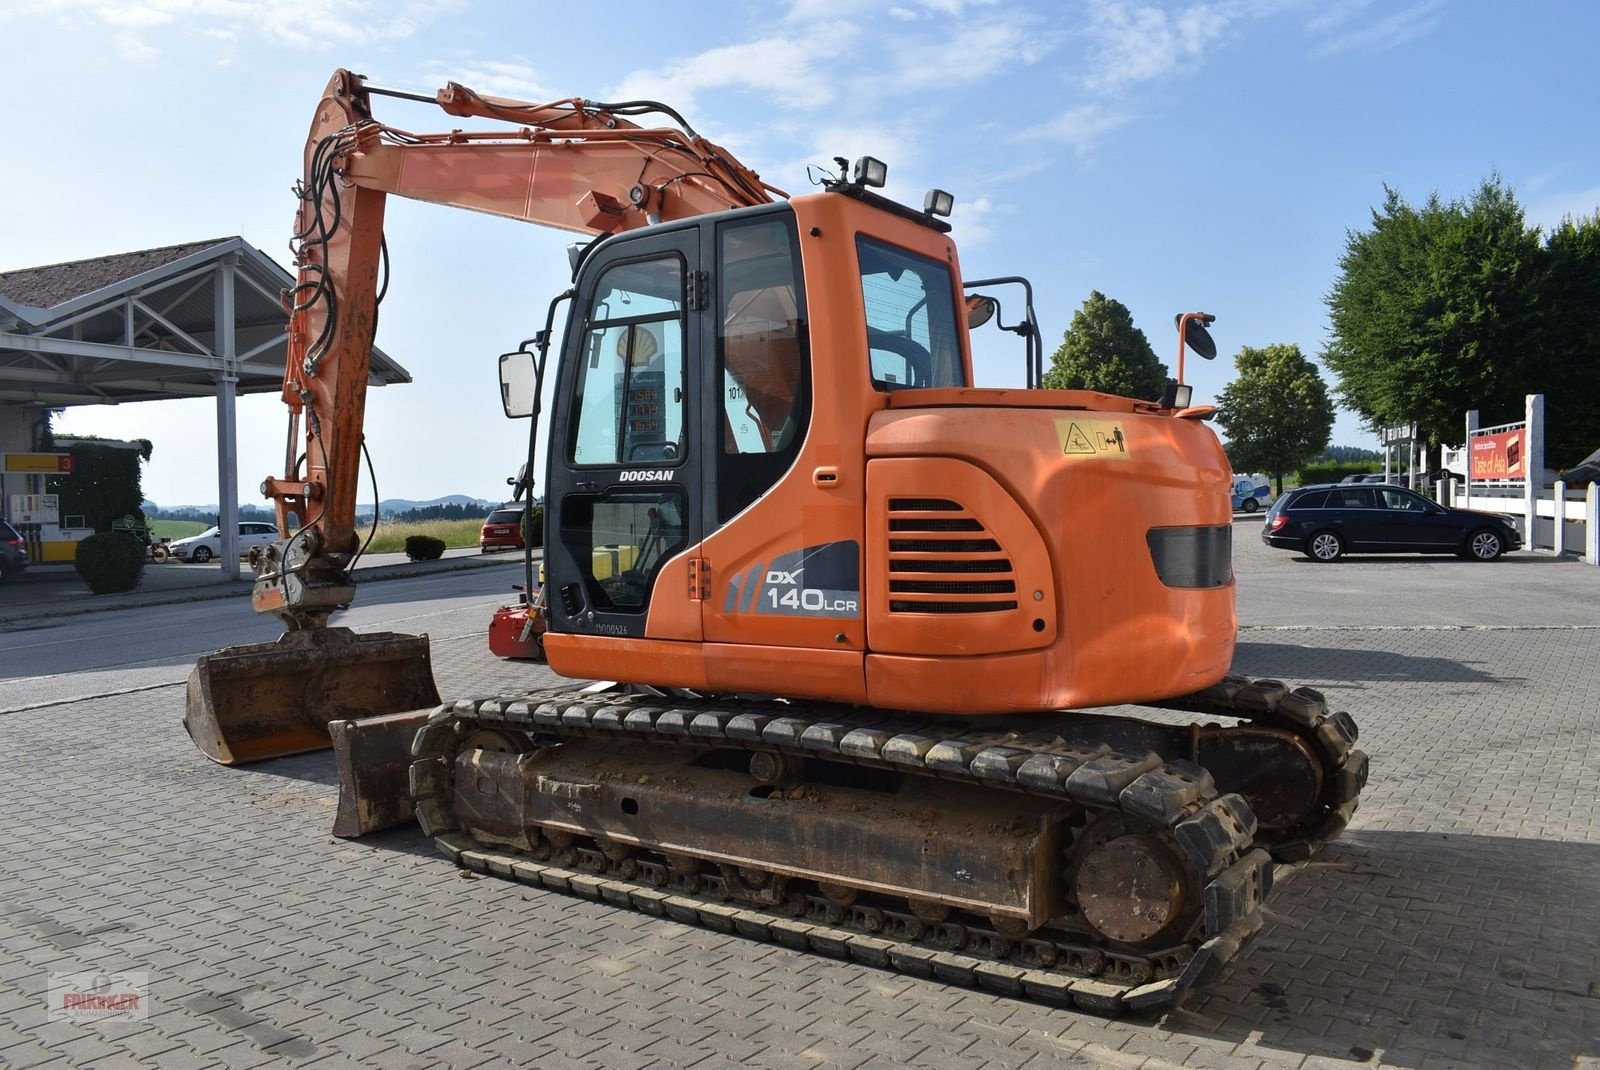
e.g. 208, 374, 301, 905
1182, 317, 1218, 360
965, 295, 997, 329
499, 350, 536, 419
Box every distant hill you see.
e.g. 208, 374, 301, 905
373, 495, 500, 513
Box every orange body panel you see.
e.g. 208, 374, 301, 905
605, 193, 1239, 715
545, 634, 711, 691
544, 635, 868, 705
863, 404, 1235, 710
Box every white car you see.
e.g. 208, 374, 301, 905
169, 521, 279, 563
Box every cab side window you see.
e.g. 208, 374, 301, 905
569, 257, 686, 467
716, 217, 810, 522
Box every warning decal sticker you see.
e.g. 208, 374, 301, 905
1054, 419, 1131, 460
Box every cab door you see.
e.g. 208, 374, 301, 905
544, 227, 705, 641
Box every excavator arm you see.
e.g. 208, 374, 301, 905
258, 68, 778, 625
184, 69, 777, 766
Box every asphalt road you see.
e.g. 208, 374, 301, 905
2, 522, 1598, 1069
0, 563, 526, 715
1233, 515, 1600, 627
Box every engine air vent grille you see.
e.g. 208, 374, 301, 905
889, 517, 985, 532
889, 538, 1001, 553
884, 498, 1018, 615
888, 498, 962, 511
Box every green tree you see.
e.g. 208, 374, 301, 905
1322, 176, 1600, 461
1531, 212, 1600, 466
1215, 344, 1334, 495
47, 438, 153, 532
1042, 291, 1168, 399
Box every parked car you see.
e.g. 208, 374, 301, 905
1262, 483, 1522, 562
0, 519, 28, 580
480, 506, 526, 553
1338, 473, 1395, 485
169, 521, 279, 563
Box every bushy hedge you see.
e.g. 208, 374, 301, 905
74, 532, 146, 595
1298, 463, 1382, 485
522, 504, 544, 546
49, 440, 152, 533
404, 535, 446, 561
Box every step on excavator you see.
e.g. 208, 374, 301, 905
184, 69, 1368, 1016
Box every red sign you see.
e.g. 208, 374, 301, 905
1470, 428, 1525, 480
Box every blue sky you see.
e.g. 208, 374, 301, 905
4, 0, 1597, 505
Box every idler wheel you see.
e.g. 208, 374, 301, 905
1074, 833, 1190, 945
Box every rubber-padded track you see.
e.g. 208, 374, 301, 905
410, 688, 1286, 1016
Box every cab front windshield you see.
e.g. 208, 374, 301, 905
856, 235, 965, 390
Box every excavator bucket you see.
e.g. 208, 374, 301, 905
329, 708, 434, 838
184, 627, 440, 766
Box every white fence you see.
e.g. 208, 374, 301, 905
1445, 480, 1599, 564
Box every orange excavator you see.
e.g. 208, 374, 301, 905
184, 69, 1367, 1016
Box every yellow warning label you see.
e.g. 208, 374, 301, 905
1053, 419, 1130, 460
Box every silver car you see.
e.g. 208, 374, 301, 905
169, 521, 279, 563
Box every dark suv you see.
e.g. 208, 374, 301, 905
0, 520, 28, 580
1262, 483, 1522, 562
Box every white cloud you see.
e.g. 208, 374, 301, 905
949, 193, 999, 246
1525, 185, 1600, 231
115, 32, 159, 60
1082, 0, 1237, 93
417, 59, 553, 103
1021, 103, 1133, 154
606, 24, 859, 114
787, 0, 995, 21
881, 14, 1058, 90
1305, 0, 1375, 34
21, 0, 463, 58
1309, 0, 1441, 57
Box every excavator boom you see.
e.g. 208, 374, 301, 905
184, 69, 777, 765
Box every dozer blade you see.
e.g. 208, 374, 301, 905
184, 627, 440, 765
329, 708, 433, 838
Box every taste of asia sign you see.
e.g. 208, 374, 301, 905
1469, 429, 1525, 480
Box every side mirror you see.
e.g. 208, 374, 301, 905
1177, 314, 1218, 360
965, 294, 997, 330
499, 350, 536, 419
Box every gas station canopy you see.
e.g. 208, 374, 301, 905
0, 237, 414, 575
0, 236, 409, 405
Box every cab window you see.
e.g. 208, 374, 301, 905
569, 256, 686, 467
717, 216, 810, 521
856, 235, 965, 391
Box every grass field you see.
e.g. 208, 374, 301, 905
362, 518, 483, 554
147, 517, 487, 553
149, 519, 208, 540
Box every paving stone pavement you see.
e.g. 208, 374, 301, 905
3, 618, 1599, 1067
